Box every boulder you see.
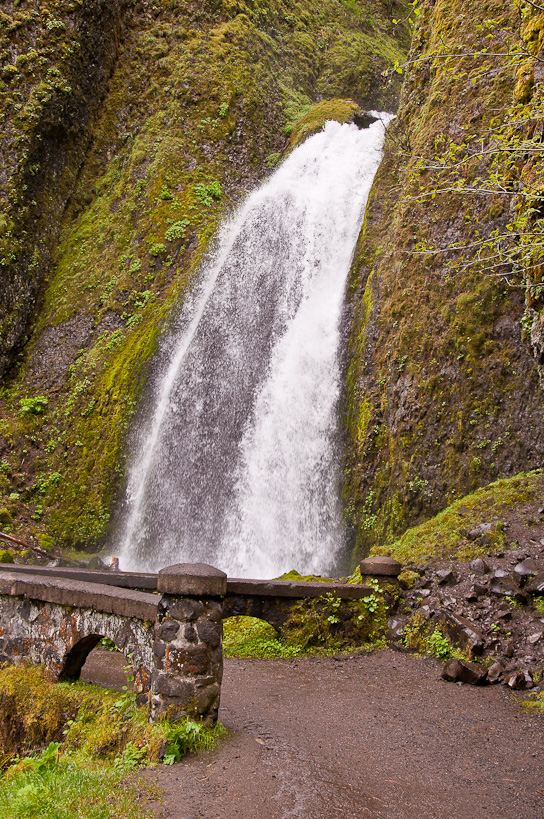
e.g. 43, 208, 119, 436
436, 569, 457, 586
489, 576, 528, 604
487, 661, 505, 684
436, 610, 484, 657
441, 658, 487, 685
503, 669, 533, 690
514, 557, 538, 577
526, 573, 544, 595
470, 558, 490, 576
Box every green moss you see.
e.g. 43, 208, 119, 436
375, 470, 542, 563
0, 0, 409, 551
344, 0, 544, 558
287, 97, 360, 149
397, 569, 419, 589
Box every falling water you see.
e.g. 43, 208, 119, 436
119, 116, 392, 578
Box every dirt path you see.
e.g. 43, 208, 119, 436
137, 650, 543, 819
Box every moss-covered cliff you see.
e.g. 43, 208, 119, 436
0, 0, 407, 550
344, 0, 544, 559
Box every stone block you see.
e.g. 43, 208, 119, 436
184, 623, 198, 643
196, 620, 222, 648
166, 645, 209, 675
153, 640, 166, 660
167, 598, 204, 622
155, 675, 195, 701
156, 618, 179, 642
359, 556, 402, 577
157, 564, 227, 596
194, 682, 220, 712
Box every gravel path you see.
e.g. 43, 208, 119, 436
140, 650, 543, 819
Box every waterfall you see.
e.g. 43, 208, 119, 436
119, 116, 391, 578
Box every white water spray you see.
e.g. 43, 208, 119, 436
119, 116, 391, 577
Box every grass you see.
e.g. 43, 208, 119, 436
0, 665, 225, 819
0, 762, 154, 819
223, 616, 305, 658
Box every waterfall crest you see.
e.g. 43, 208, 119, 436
119, 116, 391, 578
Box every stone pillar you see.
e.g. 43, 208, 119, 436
150, 563, 226, 725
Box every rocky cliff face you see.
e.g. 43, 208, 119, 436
0, 0, 406, 550
344, 0, 544, 558
1, 0, 542, 563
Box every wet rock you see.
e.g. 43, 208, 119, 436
527, 631, 543, 646
353, 111, 379, 129
359, 556, 402, 577
436, 610, 484, 657
436, 570, 457, 586
470, 558, 490, 576
489, 576, 528, 604
417, 588, 431, 599
156, 619, 180, 642
526, 573, 544, 595
441, 658, 487, 685
514, 558, 538, 578
87, 555, 113, 570
503, 669, 533, 690
466, 583, 487, 602
487, 661, 505, 683
387, 617, 405, 641
504, 639, 515, 658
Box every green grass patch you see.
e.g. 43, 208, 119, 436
223, 617, 305, 658
0, 664, 225, 818
0, 760, 153, 819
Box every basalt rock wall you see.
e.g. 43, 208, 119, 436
344, 0, 544, 558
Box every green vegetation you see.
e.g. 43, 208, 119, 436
533, 598, 544, 617
286, 98, 359, 150
18, 397, 48, 417
519, 689, 544, 717
344, 0, 544, 559
0, 664, 224, 818
0, 0, 407, 553
224, 582, 389, 657
374, 471, 542, 563
0, 758, 153, 819
401, 612, 469, 662
224, 617, 306, 658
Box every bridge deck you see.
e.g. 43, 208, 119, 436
0, 563, 373, 600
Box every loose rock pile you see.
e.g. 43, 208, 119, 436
361, 543, 544, 690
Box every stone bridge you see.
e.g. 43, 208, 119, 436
0, 562, 372, 725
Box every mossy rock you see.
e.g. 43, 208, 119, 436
0, 549, 14, 564
287, 98, 361, 150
